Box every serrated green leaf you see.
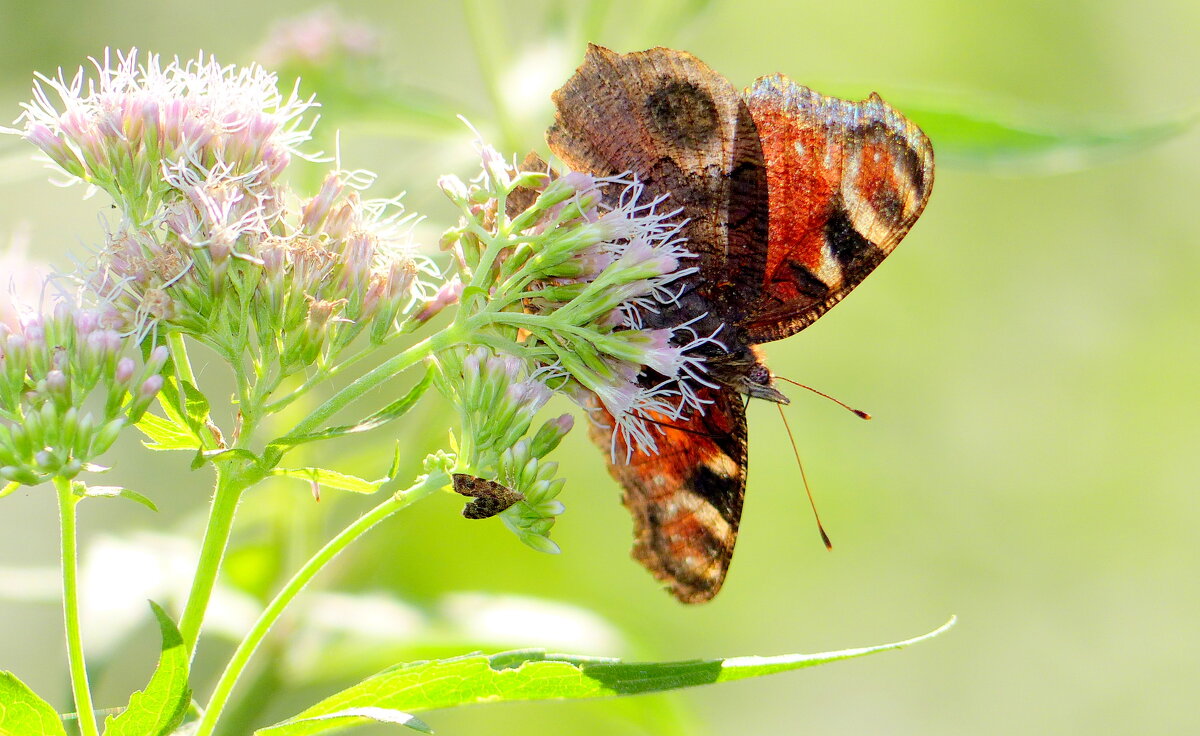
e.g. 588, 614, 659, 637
0, 671, 67, 736
271, 467, 383, 495
102, 602, 191, 736
135, 413, 197, 452
153, 373, 189, 431
269, 365, 435, 450
257, 618, 955, 736
73, 484, 158, 512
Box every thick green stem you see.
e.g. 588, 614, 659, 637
55, 477, 99, 736
178, 463, 251, 657
193, 472, 447, 736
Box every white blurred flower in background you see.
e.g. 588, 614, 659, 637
0, 223, 49, 329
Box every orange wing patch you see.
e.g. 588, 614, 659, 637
587, 387, 748, 604
740, 78, 933, 343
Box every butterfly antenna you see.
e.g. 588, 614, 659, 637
776, 403, 833, 550
773, 375, 872, 420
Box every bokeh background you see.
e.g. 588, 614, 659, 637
1, 1, 1198, 734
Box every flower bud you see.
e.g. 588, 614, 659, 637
1, 466, 41, 485
302, 173, 346, 233
35, 451, 56, 470
412, 276, 463, 324
45, 370, 68, 395
125, 374, 164, 423
530, 414, 573, 458
90, 418, 126, 456
148, 345, 170, 370
114, 357, 136, 385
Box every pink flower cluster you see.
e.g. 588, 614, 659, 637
11, 49, 317, 220
256, 7, 380, 69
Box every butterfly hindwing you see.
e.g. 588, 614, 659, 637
588, 386, 748, 603
738, 76, 934, 343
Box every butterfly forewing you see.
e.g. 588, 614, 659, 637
547, 44, 769, 323
739, 76, 934, 343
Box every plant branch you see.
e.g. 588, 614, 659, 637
177, 462, 253, 658
285, 326, 463, 441
193, 471, 447, 736
55, 477, 99, 736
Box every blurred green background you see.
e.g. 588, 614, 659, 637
1, 1, 1198, 734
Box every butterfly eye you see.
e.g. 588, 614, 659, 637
747, 364, 772, 386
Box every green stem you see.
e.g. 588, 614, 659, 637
193, 472, 447, 736
286, 326, 463, 440
464, 223, 513, 306
178, 463, 251, 658
167, 331, 196, 386
55, 477, 99, 736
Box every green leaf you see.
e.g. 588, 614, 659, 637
153, 374, 189, 431
0, 482, 19, 499
271, 467, 384, 495
257, 708, 432, 735
200, 448, 259, 465
0, 671, 67, 736
257, 618, 955, 736
102, 602, 191, 736
72, 484, 158, 512
135, 413, 197, 452
884, 89, 1198, 173
269, 365, 435, 449
313, 83, 475, 141
179, 380, 211, 433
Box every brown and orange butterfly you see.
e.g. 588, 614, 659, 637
533, 45, 933, 603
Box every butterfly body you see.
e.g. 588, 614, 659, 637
544, 45, 933, 602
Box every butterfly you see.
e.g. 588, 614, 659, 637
532, 45, 934, 602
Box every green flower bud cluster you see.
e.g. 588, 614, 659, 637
439, 347, 574, 551
497, 438, 567, 554
256, 175, 431, 375
448, 347, 555, 468
0, 306, 166, 486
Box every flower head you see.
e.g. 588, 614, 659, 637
9, 48, 318, 220
440, 147, 721, 459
